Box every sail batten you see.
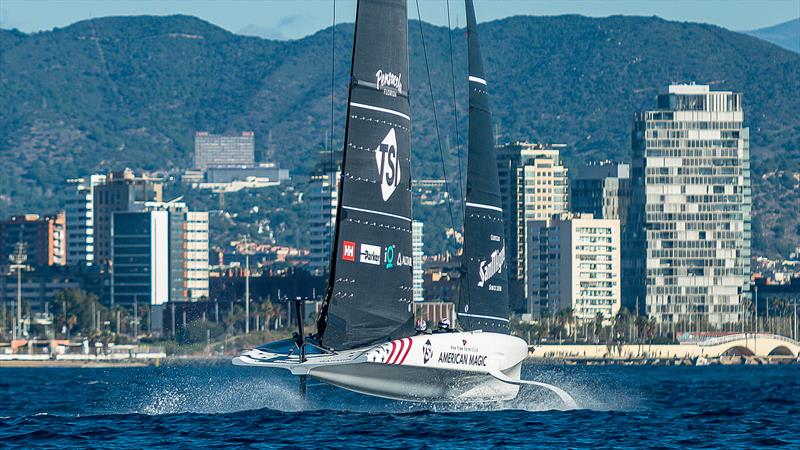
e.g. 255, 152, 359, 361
458, 0, 511, 334
317, 0, 415, 350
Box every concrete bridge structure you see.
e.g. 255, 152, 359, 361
531, 333, 800, 360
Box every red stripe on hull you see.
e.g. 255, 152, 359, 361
397, 338, 413, 365
388, 339, 405, 364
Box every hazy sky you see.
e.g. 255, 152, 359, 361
1, 0, 798, 39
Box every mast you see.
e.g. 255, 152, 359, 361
317, 0, 414, 350
458, 0, 510, 333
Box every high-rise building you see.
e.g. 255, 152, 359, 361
307, 156, 340, 277
570, 162, 631, 222
111, 201, 209, 307
627, 84, 751, 328
412, 221, 424, 302
526, 213, 621, 322
93, 169, 163, 268
496, 142, 568, 309
111, 210, 170, 307
194, 131, 255, 171
0, 213, 66, 268
66, 175, 106, 267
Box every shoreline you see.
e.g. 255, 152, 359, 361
0, 360, 153, 368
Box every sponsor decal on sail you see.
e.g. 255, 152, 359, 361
375, 128, 401, 201
385, 245, 412, 269
342, 241, 356, 262
360, 244, 381, 265
477, 244, 505, 289
385, 244, 395, 268
375, 69, 403, 97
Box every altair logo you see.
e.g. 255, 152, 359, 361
477, 244, 505, 288
375, 128, 400, 201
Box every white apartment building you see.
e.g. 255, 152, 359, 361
527, 213, 621, 322
627, 84, 751, 328
412, 221, 424, 302
65, 175, 106, 266
185, 211, 210, 300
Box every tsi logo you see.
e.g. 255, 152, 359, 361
342, 241, 356, 262
423, 339, 433, 364
360, 244, 381, 265
375, 128, 400, 201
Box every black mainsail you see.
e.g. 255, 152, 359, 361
317, 0, 415, 350
458, 0, 510, 333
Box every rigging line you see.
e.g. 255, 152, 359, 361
445, 0, 465, 210
327, 0, 336, 283
329, 0, 336, 158
414, 0, 458, 243
446, 0, 470, 328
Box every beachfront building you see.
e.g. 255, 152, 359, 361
412, 221, 424, 302
307, 156, 340, 277
526, 213, 620, 322
626, 83, 751, 328
570, 162, 631, 222
496, 142, 568, 310
93, 169, 163, 268
0, 213, 66, 268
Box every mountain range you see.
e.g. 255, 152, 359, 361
1, 14, 798, 256
744, 18, 800, 53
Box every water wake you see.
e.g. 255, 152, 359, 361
134, 372, 306, 415
107, 364, 632, 416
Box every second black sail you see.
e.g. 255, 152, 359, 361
317, 0, 415, 350
458, 0, 510, 333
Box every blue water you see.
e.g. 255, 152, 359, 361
0, 363, 798, 448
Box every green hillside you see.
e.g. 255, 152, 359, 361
1, 14, 798, 256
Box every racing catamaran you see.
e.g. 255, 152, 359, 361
234, 0, 575, 406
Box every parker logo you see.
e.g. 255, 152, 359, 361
375, 128, 400, 201
478, 244, 505, 288
360, 244, 381, 265
375, 69, 403, 96
423, 339, 433, 364
342, 241, 356, 262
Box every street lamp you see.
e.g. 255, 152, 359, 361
9, 242, 27, 340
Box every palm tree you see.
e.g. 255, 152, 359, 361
593, 312, 604, 344
225, 305, 244, 335
614, 307, 631, 344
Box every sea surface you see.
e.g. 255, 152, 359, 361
0, 362, 798, 448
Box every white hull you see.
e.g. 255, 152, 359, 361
234, 331, 529, 402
